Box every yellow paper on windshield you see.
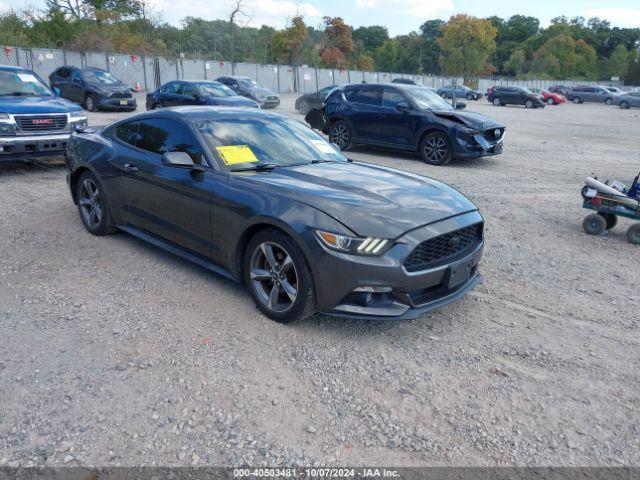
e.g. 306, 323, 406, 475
216, 145, 258, 165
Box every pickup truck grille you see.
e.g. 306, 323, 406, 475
403, 223, 483, 272
15, 115, 68, 132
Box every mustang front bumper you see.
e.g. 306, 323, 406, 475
0, 133, 70, 160
299, 210, 484, 320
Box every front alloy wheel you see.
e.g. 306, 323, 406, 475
546, 98, 554, 105
85, 94, 96, 112
245, 229, 316, 323
604, 98, 613, 105
620, 101, 629, 109
525, 99, 534, 108
298, 100, 310, 115
329, 121, 352, 150
420, 132, 452, 166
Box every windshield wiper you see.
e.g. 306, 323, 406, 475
230, 163, 279, 172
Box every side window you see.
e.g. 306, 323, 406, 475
115, 121, 139, 146
70, 70, 82, 82
57, 68, 70, 79
381, 88, 406, 108
180, 83, 198, 97
162, 82, 179, 94
137, 118, 205, 165
345, 87, 381, 106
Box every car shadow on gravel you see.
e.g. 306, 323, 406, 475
0, 158, 66, 177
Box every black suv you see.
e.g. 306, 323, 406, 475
487, 86, 545, 108
49, 66, 136, 112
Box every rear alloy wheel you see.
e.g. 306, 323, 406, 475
524, 99, 534, 108
466, 93, 473, 100
298, 100, 310, 115
84, 94, 97, 112
244, 229, 316, 323
492, 98, 502, 106
420, 131, 452, 166
620, 101, 630, 109
604, 98, 613, 105
572, 97, 582, 104
583, 214, 606, 236
77, 171, 116, 236
329, 121, 353, 151
546, 97, 555, 105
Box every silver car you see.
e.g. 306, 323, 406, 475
568, 85, 618, 104
618, 91, 640, 109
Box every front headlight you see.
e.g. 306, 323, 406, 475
315, 230, 391, 255
0, 113, 9, 120
0, 123, 15, 136
69, 111, 87, 122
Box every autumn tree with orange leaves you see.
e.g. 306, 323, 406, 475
319, 16, 353, 69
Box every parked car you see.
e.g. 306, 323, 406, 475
529, 88, 566, 105
0, 65, 87, 162
437, 85, 483, 100
66, 107, 485, 322
617, 91, 640, 109
215, 76, 280, 108
548, 85, 572, 96
306, 83, 505, 166
294, 85, 337, 115
567, 85, 618, 104
49, 66, 136, 112
146, 80, 259, 110
606, 86, 624, 95
487, 86, 545, 108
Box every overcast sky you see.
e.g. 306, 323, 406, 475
3, 0, 640, 35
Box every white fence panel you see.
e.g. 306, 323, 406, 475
108, 54, 146, 89
84, 52, 107, 70
181, 59, 205, 81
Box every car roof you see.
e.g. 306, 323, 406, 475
0, 65, 33, 73
112, 106, 285, 125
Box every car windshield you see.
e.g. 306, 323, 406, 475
197, 115, 348, 169
196, 82, 235, 97
83, 70, 120, 85
239, 78, 259, 88
0, 70, 52, 97
405, 87, 454, 111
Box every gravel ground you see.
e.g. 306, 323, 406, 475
0, 94, 639, 468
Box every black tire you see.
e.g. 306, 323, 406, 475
524, 99, 534, 108
620, 101, 630, 109
492, 98, 502, 106
627, 224, 640, 245
420, 131, 452, 166
546, 97, 554, 105
572, 97, 582, 104
329, 120, 353, 151
244, 228, 316, 323
151, 102, 162, 110
604, 98, 613, 105
466, 93, 473, 101
84, 94, 97, 112
599, 213, 617, 230
298, 100, 310, 115
583, 214, 606, 236
76, 171, 117, 236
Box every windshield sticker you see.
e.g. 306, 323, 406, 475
17, 74, 39, 83
311, 140, 337, 154
215, 145, 258, 165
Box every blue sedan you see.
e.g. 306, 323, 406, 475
146, 80, 260, 110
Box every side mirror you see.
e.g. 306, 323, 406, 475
162, 151, 195, 168
455, 102, 467, 110
231, 84, 239, 91
396, 101, 411, 112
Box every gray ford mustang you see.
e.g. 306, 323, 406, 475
66, 107, 484, 323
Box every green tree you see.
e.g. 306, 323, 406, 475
503, 48, 526, 76
419, 19, 444, 73
0, 11, 31, 46
352, 25, 388, 52
437, 14, 497, 83
574, 39, 596, 78
537, 34, 575, 77
373, 40, 397, 71
609, 44, 629, 79
271, 16, 308, 65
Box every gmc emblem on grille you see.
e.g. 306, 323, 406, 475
32, 119, 54, 125
449, 235, 461, 249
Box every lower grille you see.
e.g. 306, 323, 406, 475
15, 115, 68, 132
403, 223, 483, 272
110, 92, 133, 99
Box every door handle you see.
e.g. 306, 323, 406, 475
123, 163, 139, 173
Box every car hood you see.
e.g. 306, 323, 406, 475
234, 161, 478, 238
0, 95, 83, 114
253, 87, 277, 98
88, 82, 128, 92
204, 96, 259, 107
430, 110, 504, 129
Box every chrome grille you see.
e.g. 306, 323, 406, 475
15, 115, 68, 132
403, 223, 483, 272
